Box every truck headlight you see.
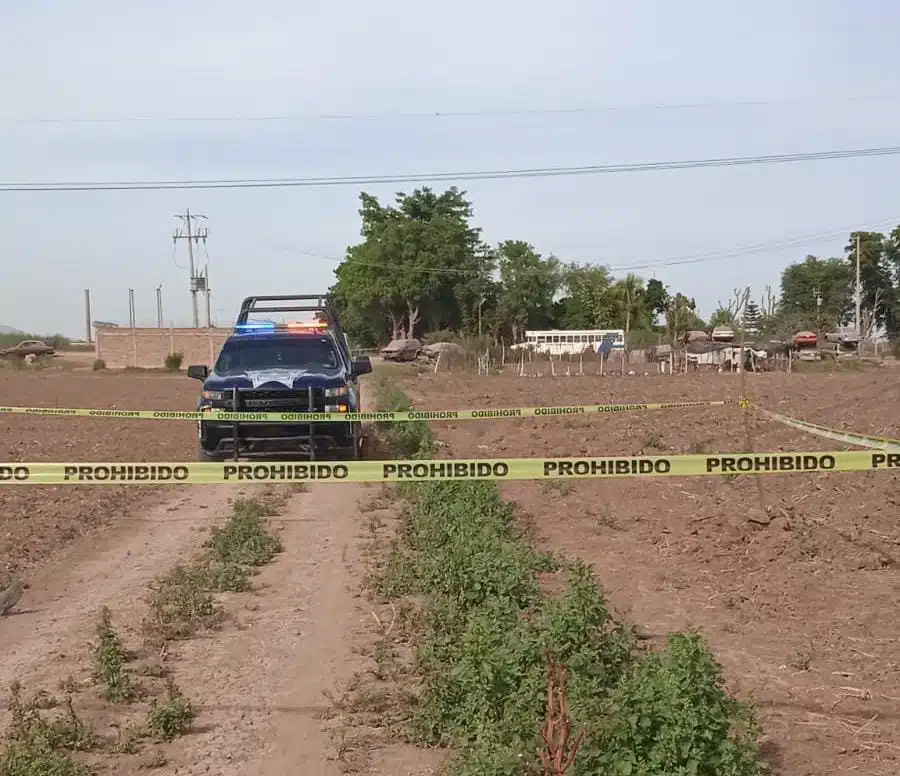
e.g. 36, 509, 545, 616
202, 390, 226, 401
325, 385, 348, 398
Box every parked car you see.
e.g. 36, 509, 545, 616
0, 340, 56, 358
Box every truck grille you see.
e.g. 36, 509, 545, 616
237, 388, 326, 412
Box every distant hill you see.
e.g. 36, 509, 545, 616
0, 325, 22, 335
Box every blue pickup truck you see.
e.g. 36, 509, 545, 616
187, 294, 372, 461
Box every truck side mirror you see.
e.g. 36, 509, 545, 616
187, 365, 209, 380
350, 356, 372, 376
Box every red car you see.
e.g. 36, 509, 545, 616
792, 331, 818, 347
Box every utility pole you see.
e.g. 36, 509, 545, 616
84, 289, 92, 344
156, 284, 163, 328
128, 289, 136, 328
204, 267, 213, 328
173, 209, 208, 328
854, 232, 862, 354
812, 287, 822, 353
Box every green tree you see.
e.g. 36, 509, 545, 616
558, 263, 615, 329
709, 308, 735, 328
742, 301, 762, 333
644, 278, 670, 325
845, 231, 897, 338
778, 254, 852, 331
612, 273, 649, 334
331, 187, 489, 343
496, 241, 561, 342
887, 226, 900, 285
665, 293, 705, 342
329, 265, 387, 347
885, 226, 900, 340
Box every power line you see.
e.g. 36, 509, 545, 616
234, 218, 897, 277
608, 219, 899, 272
3, 145, 900, 192
3, 94, 899, 126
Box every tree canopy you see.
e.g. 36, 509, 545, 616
329, 186, 900, 347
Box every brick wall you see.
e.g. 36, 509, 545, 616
95, 327, 231, 369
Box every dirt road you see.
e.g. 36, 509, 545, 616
1, 383, 436, 774
161, 481, 369, 775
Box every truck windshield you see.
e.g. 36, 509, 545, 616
215, 336, 339, 375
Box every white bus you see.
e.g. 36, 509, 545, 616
510, 329, 626, 356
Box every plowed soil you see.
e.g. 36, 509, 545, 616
0, 371, 197, 573
402, 368, 900, 776
2, 366, 898, 775
0, 369, 438, 775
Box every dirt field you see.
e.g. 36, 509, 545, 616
1, 366, 898, 775
400, 369, 900, 776
0, 369, 444, 775
0, 371, 198, 572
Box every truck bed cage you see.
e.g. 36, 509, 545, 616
235, 294, 350, 363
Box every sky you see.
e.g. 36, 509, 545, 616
1, 0, 899, 337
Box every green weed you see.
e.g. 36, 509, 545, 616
0, 682, 95, 776
142, 496, 284, 641
203, 498, 283, 572
146, 682, 196, 742
590, 632, 764, 775
366, 378, 766, 776
90, 607, 137, 703
142, 565, 224, 644
371, 376, 434, 458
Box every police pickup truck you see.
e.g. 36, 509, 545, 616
187, 294, 372, 461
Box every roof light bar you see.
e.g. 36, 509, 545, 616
235, 321, 329, 333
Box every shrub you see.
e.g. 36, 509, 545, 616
146, 681, 196, 742
593, 632, 765, 776
91, 359, 105, 371
163, 352, 183, 370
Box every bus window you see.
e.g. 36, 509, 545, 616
552, 335, 560, 343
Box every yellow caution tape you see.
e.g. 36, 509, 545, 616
1, 450, 897, 485
0, 400, 735, 424
753, 405, 900, 450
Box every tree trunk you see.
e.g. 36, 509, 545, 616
406, 302, 421, 339
388, 311, 403, 341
